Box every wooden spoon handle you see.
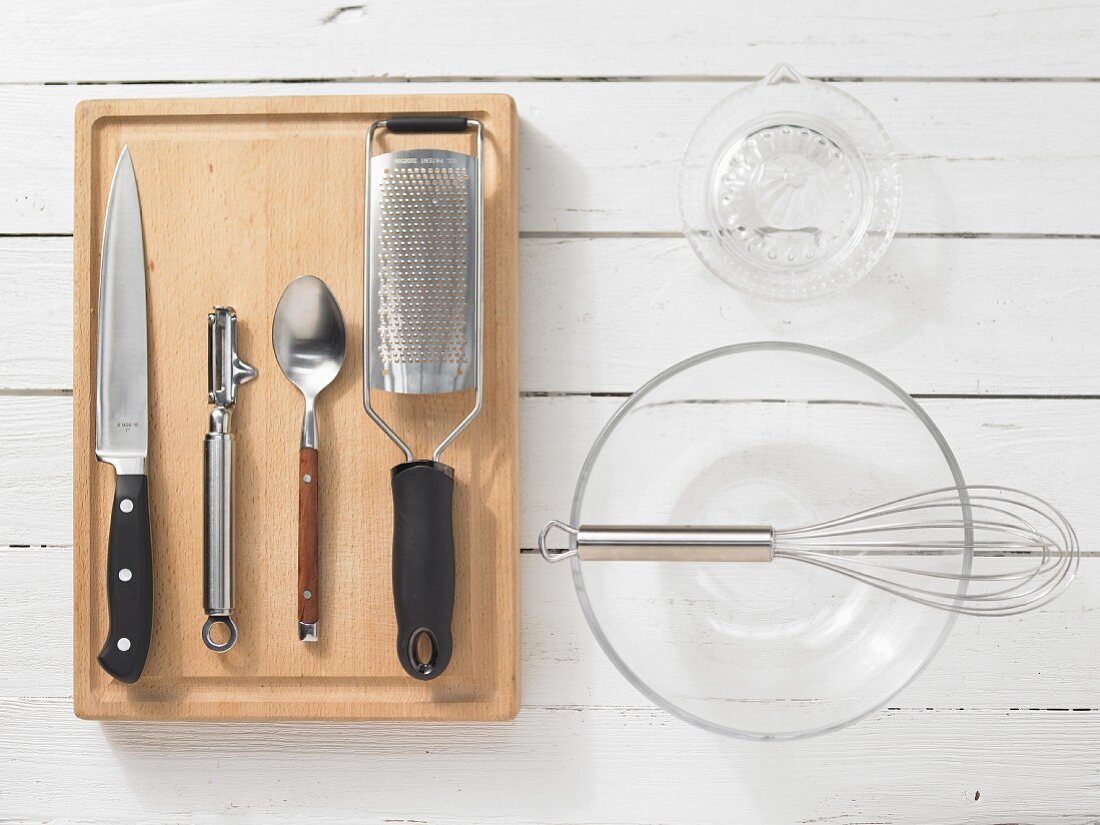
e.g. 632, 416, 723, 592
298, 447, 320, 641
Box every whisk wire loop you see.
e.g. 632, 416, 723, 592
773, 486, 1077, 616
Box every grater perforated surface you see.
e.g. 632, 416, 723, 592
368, 148, 477, 395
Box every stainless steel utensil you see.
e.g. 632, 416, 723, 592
272, 275, 346, 642
202, 307, 257, 652
363, 115, 483, 680
95, 145, 154, 683
541, 488, 1078, 617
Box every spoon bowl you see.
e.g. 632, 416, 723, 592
273, 275, 346, 447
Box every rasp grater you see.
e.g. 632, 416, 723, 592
363, 115, 483, 680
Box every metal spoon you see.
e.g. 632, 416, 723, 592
272, 275, 346, 642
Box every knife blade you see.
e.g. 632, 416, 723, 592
94, 146, 153, 684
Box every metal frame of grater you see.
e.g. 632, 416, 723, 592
363, 117, 484, 455
363, 115, 484, 681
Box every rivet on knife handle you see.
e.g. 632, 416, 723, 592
202, 307, 256, 652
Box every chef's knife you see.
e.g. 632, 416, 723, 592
95, 146, 153, 684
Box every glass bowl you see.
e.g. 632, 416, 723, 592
680, 65, 902, 300
559, 342, 966, 739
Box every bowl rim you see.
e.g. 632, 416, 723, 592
567, 341, 969, 740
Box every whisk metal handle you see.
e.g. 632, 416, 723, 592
539, 523, 775, 563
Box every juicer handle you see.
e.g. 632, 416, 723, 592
391, 460, 455, 680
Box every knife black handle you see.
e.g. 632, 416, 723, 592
97, 474, 153, 684
391, 461, 455, 680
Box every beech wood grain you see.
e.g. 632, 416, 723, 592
72, 93, 519, 720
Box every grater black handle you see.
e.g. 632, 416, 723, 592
385, 116, 469, 134
391, 460, 455, 680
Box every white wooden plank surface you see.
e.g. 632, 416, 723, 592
1, 0, 1097, 82
0, 238, 71, 390
8, 235, 1100, 395
3, 393, 1095, 547
520, 236, 1100, 394
2, 1, 1099, 822
3, 81, 1100, 235
4, 546, 1098, 709
0, 698, 1096, 824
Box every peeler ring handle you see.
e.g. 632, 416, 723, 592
202, 615, 238, 652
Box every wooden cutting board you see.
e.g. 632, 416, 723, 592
72, 94, 519, 720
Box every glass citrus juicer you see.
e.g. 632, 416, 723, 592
679, 65, 902, 299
